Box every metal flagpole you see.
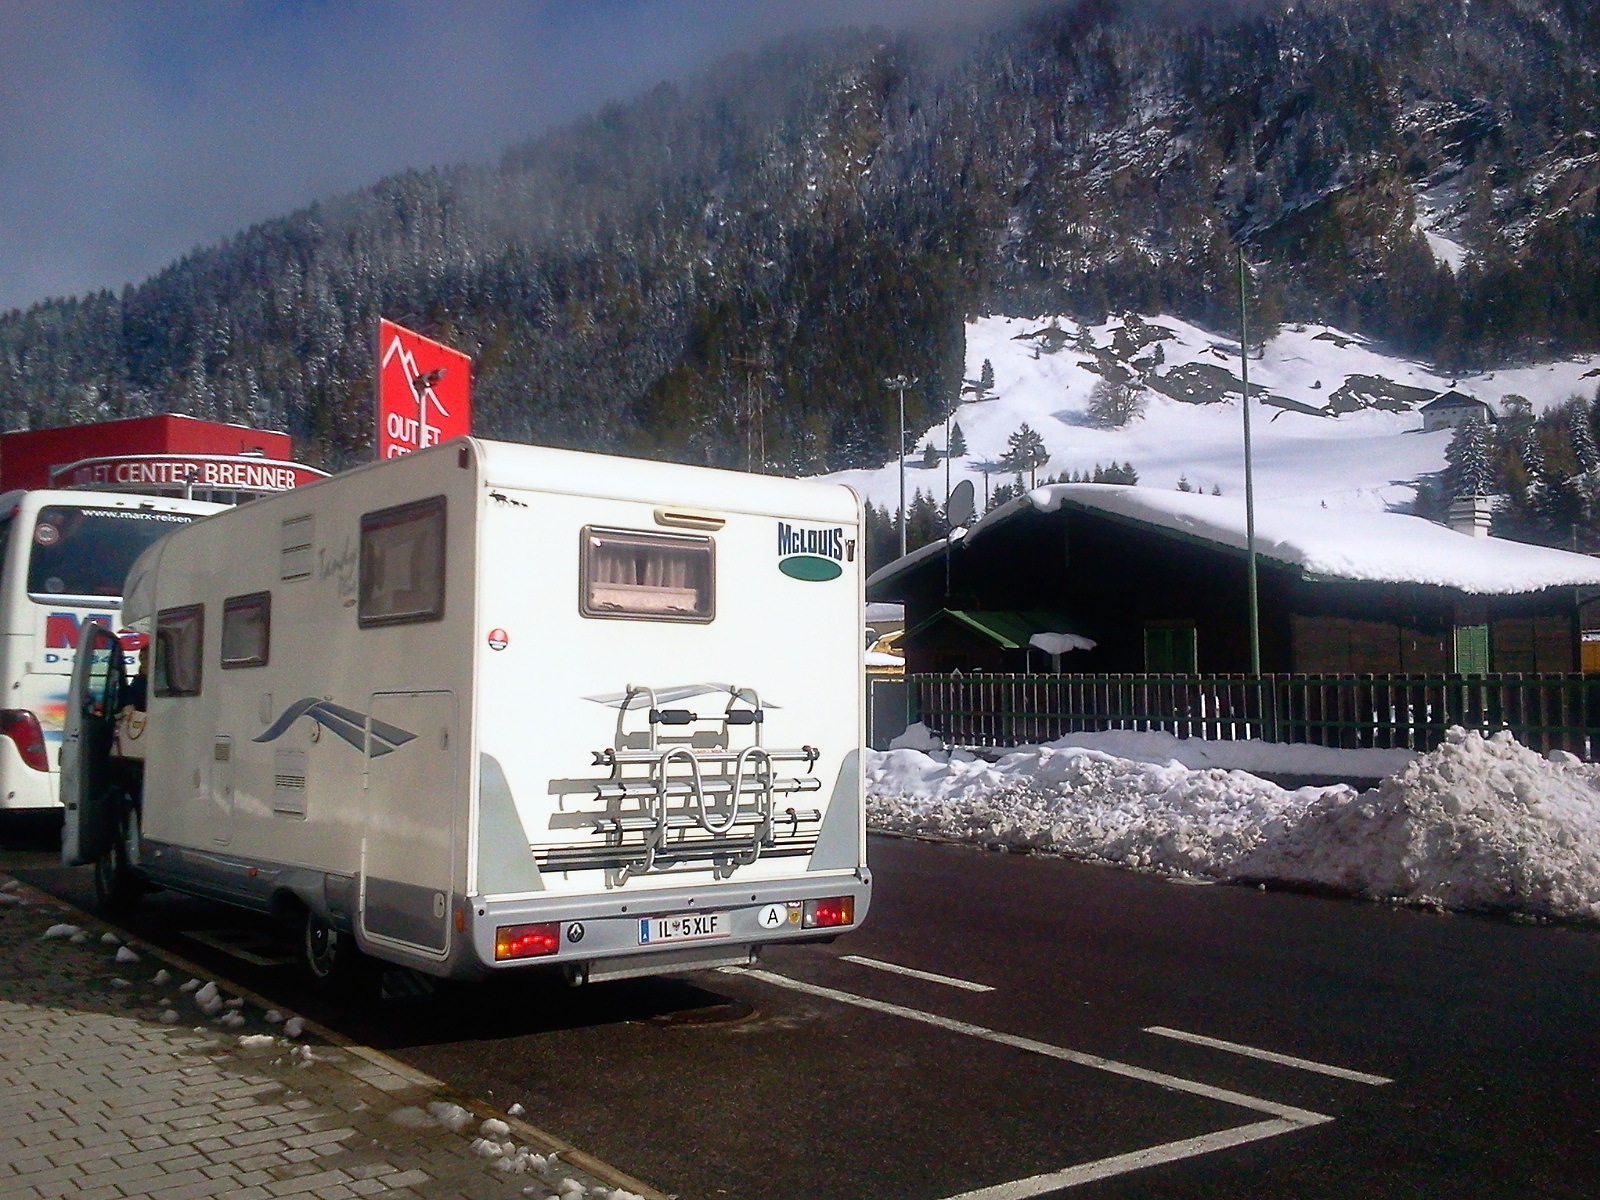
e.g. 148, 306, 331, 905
1239, 249, 1261, 677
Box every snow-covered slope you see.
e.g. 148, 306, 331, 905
827, 314, 1600, 514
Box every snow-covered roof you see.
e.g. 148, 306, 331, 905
871, 484, 1600, 595
1420, 390, 1490, 411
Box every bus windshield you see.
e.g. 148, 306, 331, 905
27, 506, 200, 599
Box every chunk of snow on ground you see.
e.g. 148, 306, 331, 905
481, 1118, 511, 1138
387, 1107, 437, 1130
114, 945, 140, 963
178, 977, 202, 993
0, 893, 21, 906
507, 1102, 526, 1117
427, 1101, 473, 1132
41, 924, 81, 940
99, 932, 121, 945
152, 969, 171, 985
889, 722, 943, 751
109, 977, 131, 989
218, 1012, 246, 1028
282, 1016, 305, 1038
264, 1009, 283, 1023
237, 1034, 277, 1052
2, 880, 19, 891
158, 1010, 179, 1025
69, 931, 89, 944
472, 1138, 507, 1158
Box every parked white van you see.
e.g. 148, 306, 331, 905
63, 438, 870, 984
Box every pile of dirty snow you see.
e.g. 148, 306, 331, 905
866, 728, 1600, 923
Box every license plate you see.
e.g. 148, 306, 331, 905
639, 911, 727, 945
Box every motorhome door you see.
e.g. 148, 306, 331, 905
60, 622, 123, 867
360, 691, 457, 957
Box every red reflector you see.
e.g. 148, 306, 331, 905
802, 896, 854, 929
0, 710, 49, 772
495, 922, 560, 961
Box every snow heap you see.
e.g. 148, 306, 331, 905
867, 727, 1600, 923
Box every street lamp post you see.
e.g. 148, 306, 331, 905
884, 374, 918, 559
1239, 249, 1261, 678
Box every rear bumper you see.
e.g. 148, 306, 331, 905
465, 868, 871, 978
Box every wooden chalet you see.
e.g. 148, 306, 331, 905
869, 485, 1600, 677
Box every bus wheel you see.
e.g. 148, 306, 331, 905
94, 798, 142, 913
302, 911, 364, 990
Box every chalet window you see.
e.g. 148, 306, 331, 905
221, 592, 270, 668
1143, 623, 1196, 673
359, 496, 446, 627
154, 604, 204, 697
581, 527, 714, 622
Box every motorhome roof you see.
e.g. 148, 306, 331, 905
475, 440, 860, 523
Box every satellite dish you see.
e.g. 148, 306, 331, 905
947, 479, 976, 528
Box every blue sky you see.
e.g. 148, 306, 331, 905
0, 0, 1037, 315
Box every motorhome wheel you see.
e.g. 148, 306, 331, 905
93, 797, 142, 913
302, 912, 361, 988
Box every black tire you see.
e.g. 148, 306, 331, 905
302, 910, 367, 991
93, 798, 142, 913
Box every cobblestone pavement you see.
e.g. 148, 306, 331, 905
0, 874, 665, 1200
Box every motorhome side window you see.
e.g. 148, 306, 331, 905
581, 527, 714, 622
154, 604, 204, 697
359, 496, 446, 627
221, 592, 270, 668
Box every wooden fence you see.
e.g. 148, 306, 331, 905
911, 673, 1600, 759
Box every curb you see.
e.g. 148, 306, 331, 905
0, 869, 671, 1200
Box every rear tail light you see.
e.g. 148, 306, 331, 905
0, 711, 49, 772
802, 896, 854, 929
495, 922, 560, 961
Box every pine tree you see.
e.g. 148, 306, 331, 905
948, 421, 967, 457
1001, 422, 1048, 488
1444, 419, 1496, 498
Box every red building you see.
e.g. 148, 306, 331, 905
0, 415, 326, 502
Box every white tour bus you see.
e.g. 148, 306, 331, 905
62, 438, 870, 984
0, 490, 223, 812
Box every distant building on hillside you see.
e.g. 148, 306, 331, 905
869, 485, 1600, 676
1420, 390, 1495, 432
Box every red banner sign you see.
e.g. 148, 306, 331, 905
376, 319, 472, 459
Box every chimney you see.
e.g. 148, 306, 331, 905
1448, 495, 1492, 538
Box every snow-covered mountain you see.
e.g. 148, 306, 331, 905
828, 314, 1600, 517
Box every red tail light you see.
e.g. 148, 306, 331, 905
495, 922, 560, 961
0, 711, 48, 772
803, 896, 854, 929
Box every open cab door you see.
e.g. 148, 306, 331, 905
61, 621, 124, 867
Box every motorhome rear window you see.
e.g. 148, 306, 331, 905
154, 604, 204, 697
28, 506, 199, 599
581, 527, 714, 622
221, 592, 270, 668
359, 496, 446, 627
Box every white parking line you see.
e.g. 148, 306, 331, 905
1143, 1026, 1393, 1086
839, 954, 996, 992
726, 966, 1334, 1195
939, 1119, 1303, 1200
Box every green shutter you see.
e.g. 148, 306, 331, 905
1454, 624, 1489, 674
1144, 625, 1197, 672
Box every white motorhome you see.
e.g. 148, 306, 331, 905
64, 438, 871, 983
0, 490, 223, 811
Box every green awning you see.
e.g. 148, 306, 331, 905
905, 609, 1088, 651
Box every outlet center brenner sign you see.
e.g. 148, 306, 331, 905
376, 319, 472, 459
